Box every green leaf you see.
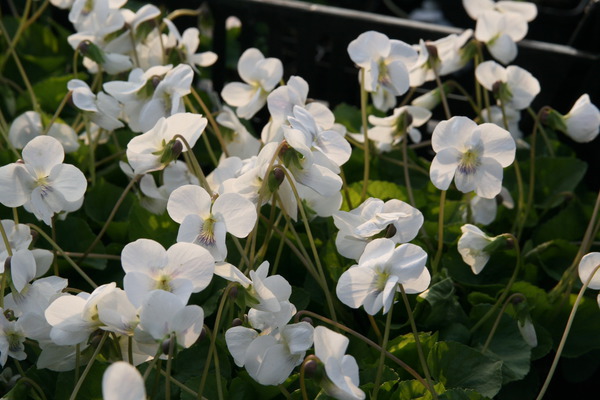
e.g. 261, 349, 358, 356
427, 341, 503, 398
84, 179, 135, 242
55, 216, 107, 270
387, 332, 438, 380
534, 157, 587, 209
16, 73, 87, 113
333, 103, 362, 133
470, 305, 532, 384
128, 200, 178, 247
393, 379, 446, 400
55, 362, 107, 400
414, 277, 469, 330
439, 388, 491, 400
532, 201, 588, 246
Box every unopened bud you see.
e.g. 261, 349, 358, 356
511, 294, 525, 305
3, 309, 15, 321
77, 40, 90, 55
4, 256, 11, 272
171, 140, 183, 159
231, 318, 243, 327
301, 317, 313, 326
495, 193, 504, 206
303, 358, 318, 378
198, 327, 207, 342
267, 166, 286, 192
89, 329, 104, 347
77, 40, 105, 64
228, 286, 238, 300
151, 75, 162, 89
505, 235, 515, 250
425, 43, 439, 61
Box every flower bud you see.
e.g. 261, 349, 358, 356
231, 318, 243, 327
77, 40, 105, 64
385, 224, 397, 239
3, 309, 15, 321
162, 338, 172, 355
267, 166, 286, 192
198, 327, 207, 342
300, 317, 313, 326
4, 256, 11, 273
228, 285, 238, 300
303, 358, 319, 378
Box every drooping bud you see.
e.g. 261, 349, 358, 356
303, 358, 319, 378
77, 40, 105, 65
539, 106, 568, 133
171, 140, 183, 160
267, 166, 286, 192
4, 256, 11, 273
492, 81, 512, 103
300, 317, 313, 326
231, 318, 243, 327
483, 234, 509, 253
228, 285, 238, 300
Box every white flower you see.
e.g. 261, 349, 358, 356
474, 10, 528, 64
313, 326, 365, 400
358, 105, 431, 153
45, 283, 117, 346
102, 362, 146, 400
475, 61, 540, 110
167, 184, 257, 261
463, 0, 537, 22
221, 48, 283, 119
68, 79, 124, 131
334, 197, 424, 261
348, 31, 417, 112
0, 220, 53, 292
0, 136, 87, 225
134, 290, 204, 349
481, 106, 526, 146
225, 321, 313, 386
563, 94, 600, 143
578, 252, 600, 290
9, 111, 79, 153
126, 112, 207, 175
457, 224, 498, 274
409, 30, 473, 87
164, 19, 218, 70
121, 239, 215, 308
336, 238, 429, 315
430, 116, 516, 199
216, 106, 261, 159
465, 186, 514, 226
0, 310, 27, 366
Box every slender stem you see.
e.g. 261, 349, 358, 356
401, 132, 416, 207
42, 92, 72, 135
197, 283, 235, 399
78, 176, 140, 264
471, 234, 521, 333
360, 68, 370, 202
433, 68, 451, 119
63, 252, 120, 260
16, 375, 48, 400
211, 328, 225, 400
51, 215, 59, 276
399, 285, 438, 399
157, 367, 205, 398
445, 80, 481, 119
379, 154, 429, 176
431, 190, 447, 275
482, 293, 525, 352
69, 332, 108, 400
165, 333, 174, 400
339, 167, 353, 210
372, 303, 394, 400
143, 345, 164, 381
271, 220, 289, 275
23, 0, 49, 30
537, 123, 555, 157
368, 314, 383, 343
190, 88, 229, 157
0, 0, 32, 71
0, 219, 13, 257
128, 336, 134, 365
520, 108, 540, 239
300, 354, 318, 400
75, 344, 81, 383
174, 134, 213, 195
278, 384, 292, 400
28, 224, 98, 289
536, 263, 600, 400
163, 8, 202, 25
277, 167, 338, 322
295, 310, 429, 387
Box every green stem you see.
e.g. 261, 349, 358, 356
294, 310, 429, 387
42, 91, 72, 135
197, 283, 235, 399
471, 234, 521, 333
360, 68, 370, 202
300, 354, 318, 400
433, 67, 451, 120
69, 332, 108, 400
277, 167, 338, 322
399, 285, 438, 399
431, 190, 447, 275
445, 80, 482, 119
482, 293, 525, 352
78, 176, 140, 265
190, 88, 229, 157
536, 263, 600, 400
175, 134, 213, 195
372, 302, 394, 400
143, 344, 164, 381
128, 336, 134, 365
0, 0, 32, 72
183, 95, 218, 167
519, 108, 540, 239
165, 333, 174, 400
28, 224, 98, 289
401, 131, 416, 207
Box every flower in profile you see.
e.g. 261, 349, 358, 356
357, 105, 431, 153
463, 186, 514, 226
0, 136, 87, 225
216, 106, 261, 159
457, 224, 500, 274
578, 252, 600, 307
474, 10, 527, 64
463, 0, 537, 22
167, 184, 257, 261
543, 94, 600, 143
336, 238, 429, 315
476, 61, 540, 110
126, 112, 207, 175
221, 48, 283, 119
68, 79, 124, 131
102, 361, 146, 400
164, 19, 218, 70
430, 116, 516, 199
348, 31, 417, 111
333, 197, 424, 261
313, 326, 365, 400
